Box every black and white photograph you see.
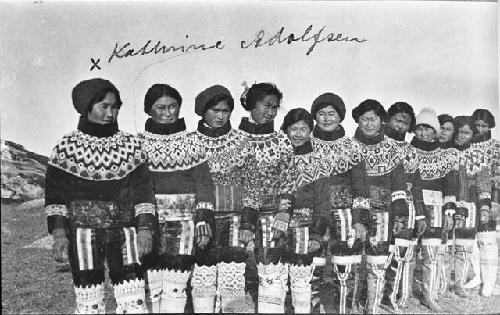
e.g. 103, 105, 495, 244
1, 0, 499, 314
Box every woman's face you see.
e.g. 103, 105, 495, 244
358, 110, 381, 137
474, 119, 489, 135
149, 95, 180, 124
455, 124, 474, 146
250, 94, 279, 124
315, 105, 340, 132
204, 100, 231, 128
387, 112, 412, 134
415, 124, 436, 143
286, 120, 311, 147
87, 92, 119, 125
438, 121, 454, 143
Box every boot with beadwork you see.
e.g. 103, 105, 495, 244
289, 264, 315, 314
463, 240, 482, 289
453, 244, 471, 298
217, 261, 246, 313
383, 241, 413, 313
331, 255, 362, 314
257, 262, 289, 313
159, 269, 190, 313
477, 231, 499, 297
396, 248, 416, 308
191, 264, 217, 313
145, 269, 163, 313
74, 283, 106, 314
365, 255, 389, 314
113, 278, 148, 314
420, 245, 440, 312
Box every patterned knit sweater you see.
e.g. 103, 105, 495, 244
194, 120, 256, 215
137, 118, 215, 226
293, 126, 370, 242
385, 127, 421, 223
45, 117, 156, 234
353, 129, 408, 225
456, 141, 493, 232
237, 117, 298, 231
410, 138, 459, 230
472, 132, 500, 203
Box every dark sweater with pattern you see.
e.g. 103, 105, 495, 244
385, 126, 422, 223
456, 141, 494, 232
45, 117, 156, 234
293, 126, 370, 243
237, 117, 298, 231
137, 118, 215, 226
353, 129, 408, 224
472, 132, 500, 203
194, 120, 256, 216
410, 138, 459, 232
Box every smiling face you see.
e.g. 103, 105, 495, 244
455, 124, 474, 146
87, 92, 119, 124
148, 95, 180, 124
203, 100, 231, 128
286, 120, 311, 147
250, 94, 279, 124
415, 124, 437, 142
358, 110, 382, 137
315, 105, 340, 132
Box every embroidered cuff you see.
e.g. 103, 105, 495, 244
391, 190, 406, 202
456, 200, 468, 209
272, 211, 290, 232
353, 197, 370, 210
242, 198, 262, 210
45, 204, 68, 217
134, 203, 155, 216
272, 219, 289, 232
443, 195, 456, 204
479, 192, 491, 200
196, 201, 214, 211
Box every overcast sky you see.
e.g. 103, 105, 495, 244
0, 1, 498, 156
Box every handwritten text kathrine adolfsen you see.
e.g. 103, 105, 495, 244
107, 25, 367, 64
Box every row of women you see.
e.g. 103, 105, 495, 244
45, 77, 499, 314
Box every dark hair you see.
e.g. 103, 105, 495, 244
281, 108, 314, 132
471, 109, 495, 129
88, 86, 123, 113
240, 82, 283, 111
352, 99, 386, 123
205, 94, 234, 113
453, 115, 477, 140
386, 102, 416, 132
438, 114, 454, 127
144, 84, 182, 114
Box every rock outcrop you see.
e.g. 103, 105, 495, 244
1, 139, 48, 202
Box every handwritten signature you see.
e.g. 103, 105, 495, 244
105, 24, 366, 66
242, 24, 367, 55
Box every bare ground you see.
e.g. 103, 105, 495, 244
2, 201, 500, 314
